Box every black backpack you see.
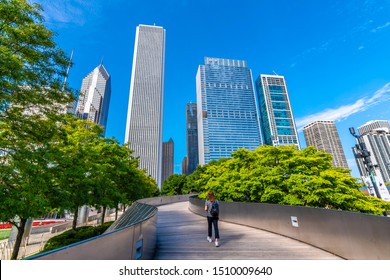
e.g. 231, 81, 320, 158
210, 201, 219, 217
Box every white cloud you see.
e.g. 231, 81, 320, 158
296, 83, 390, 131
35, 0, 100, 26
371, 22, 390, 32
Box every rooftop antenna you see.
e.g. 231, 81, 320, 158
62, 49, 74, 91
100, 56, 104, 66
272, 70, 279, 76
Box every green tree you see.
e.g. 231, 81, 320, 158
0, 115, 62, 259
49, 116, 104, 230
89, 139, 155, 223
195, 145, 390, 214
88, 138, 122, 224
0, 0, 73, 259
161, 174, 187, 196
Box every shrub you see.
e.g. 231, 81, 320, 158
42, 221, 113, 253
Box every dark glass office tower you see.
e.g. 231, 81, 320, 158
186, 102, 199, 174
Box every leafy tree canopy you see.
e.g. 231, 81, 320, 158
193, 145, 390, 215
161, 174, 188, 196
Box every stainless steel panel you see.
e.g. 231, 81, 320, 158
189, 196, 390, 259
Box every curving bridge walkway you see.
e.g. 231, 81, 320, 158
154, 202, 342, 260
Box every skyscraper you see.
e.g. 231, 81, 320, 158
303, 120, 349, 169
162, 138, 174, 184
182, 157, 188, 175
196, 57, 262, 165
354, 120, 390, 184
255, 74, 300, 149
186, 102, 199, 174
76, 64, 111, 135
125, 24, 166, 188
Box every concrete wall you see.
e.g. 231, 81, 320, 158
189, 196, 390, 260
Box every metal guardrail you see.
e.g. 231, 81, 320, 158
189, 196, 390, 260
27, 195, 192, 260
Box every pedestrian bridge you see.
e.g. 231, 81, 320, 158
154, 202, 339, 260
28, 195, 390, 260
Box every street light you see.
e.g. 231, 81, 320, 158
349, 127, 382, 199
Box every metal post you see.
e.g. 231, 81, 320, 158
349, 127, 381, 199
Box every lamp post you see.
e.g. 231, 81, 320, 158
349, 127, 381, 199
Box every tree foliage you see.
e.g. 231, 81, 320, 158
0, 0, 158, 259
0, 0, 73, 114
191, 145, 390, 215
0, 0, 74, 259
161, 174, 188, 196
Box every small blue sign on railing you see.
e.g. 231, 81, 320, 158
135, 239, 143, 260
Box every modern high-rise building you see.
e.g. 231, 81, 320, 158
76, 64, 111, 135
354, 120, 390, 184
303, 120, 349, 169
255, 74, 300, 149
196, 57, 262, 165
186, 102, 199, 174
162, 138, 174, 184
182, 156, 188, 175
125, 24, 166, 188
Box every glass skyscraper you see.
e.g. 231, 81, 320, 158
162, 138, 174, 184
76, 64, 111, 136
255, 74, 300, 149
196, 57, 262, 165
125, 24, 166, 188
186, 102, 199, 174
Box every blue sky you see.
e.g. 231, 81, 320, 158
34, 0, 390, 177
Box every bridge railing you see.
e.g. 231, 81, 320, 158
26, 195, 191, 260
189, 196, 390, 260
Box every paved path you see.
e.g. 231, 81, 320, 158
154, 202, 342, 260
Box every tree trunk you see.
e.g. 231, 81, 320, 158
11, 218, 26, 260
115, 204, 119, 220
102, 206, 107, 224
72, 206, 79, 230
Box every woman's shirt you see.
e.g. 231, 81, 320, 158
205, 199, 219, 217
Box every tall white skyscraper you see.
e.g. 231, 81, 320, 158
125, 24, 166, 188
76, 64, 111, 135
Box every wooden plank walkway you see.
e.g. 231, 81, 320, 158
154, 202, 342, 260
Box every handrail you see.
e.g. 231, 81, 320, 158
26, 195, 192, 260
189, 195, 390, 259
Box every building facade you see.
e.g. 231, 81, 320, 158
125, 24, 166, 188
186, 102, 199, 174
354, 120, 390, 184
76, 64, 111, 135
303, 120, 349, 169
162, 138, 174, 184
182, 156, 188, 175
196, 57, 262, 165
255, 74, 300, 149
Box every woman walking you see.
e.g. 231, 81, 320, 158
204, 191, 220, 247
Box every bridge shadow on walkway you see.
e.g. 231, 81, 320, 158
154, 202, 342, 260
